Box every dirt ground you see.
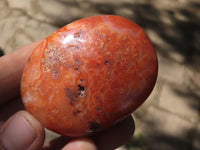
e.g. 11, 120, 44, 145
0, 0, 200, 149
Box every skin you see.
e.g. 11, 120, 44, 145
0, 41, 135, 150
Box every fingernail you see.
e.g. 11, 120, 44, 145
0, 114, 37, 150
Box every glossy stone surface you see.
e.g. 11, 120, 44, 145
21, 15, 158, 137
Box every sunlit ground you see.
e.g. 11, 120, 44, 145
0, 0, 199, 149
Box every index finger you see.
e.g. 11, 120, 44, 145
0, 41, 42, 104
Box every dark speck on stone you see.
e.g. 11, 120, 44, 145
105, 60, 110, 65
89, 121, 100, 132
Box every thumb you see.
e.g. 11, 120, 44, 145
0, 111, 45, 150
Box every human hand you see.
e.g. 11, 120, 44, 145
0, 41, 135, 150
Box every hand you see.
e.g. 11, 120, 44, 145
0, 41, 135, 150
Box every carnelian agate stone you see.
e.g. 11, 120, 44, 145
21, 15, 158, 137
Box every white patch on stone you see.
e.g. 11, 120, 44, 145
23, 92, 34, 104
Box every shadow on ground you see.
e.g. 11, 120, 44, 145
125, 116, 198, 150
93, 1, 200, 66
1, 0, 200, 149
0, 48, 4, 57
55, 0, 200, 67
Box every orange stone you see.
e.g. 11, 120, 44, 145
21, 15, 158, 137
